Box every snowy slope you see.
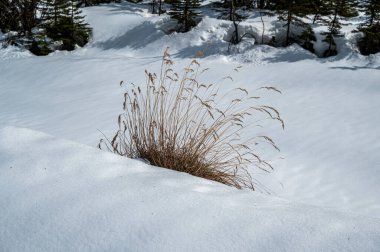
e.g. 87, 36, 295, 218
1, 126, 380, 252
1, 2, 380, 249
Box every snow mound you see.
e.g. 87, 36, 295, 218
0, 45, 32, 59
1, 126, 380, 251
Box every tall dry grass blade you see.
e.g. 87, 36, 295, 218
100, 50, 284, 191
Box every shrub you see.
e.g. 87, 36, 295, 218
29, 38, 53, 56
100, 49, 283, 191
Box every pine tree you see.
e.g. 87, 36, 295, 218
357, 0, 380, 55
234, 0, 253, 8
359, 0, 380, 26
77, 0, 113, 6
169, 0, 201, 33
151, 0, 163, 15
229, 0, 240, 45
310, 0, 331, 24
322, 0, 343, 57
37, 0, 92, 52
226, 0, 254, 48
254, 0, 267, 8
54, 0, 91, 49
0, 0, 21, 33
337, 0, 358, 17
357, 23, 380, 55
38, 0, 67, 27
20, 0, 38, 34
270, 0, 314, 46
0, 0, 38, 35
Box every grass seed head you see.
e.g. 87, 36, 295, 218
100, 50, 283, 192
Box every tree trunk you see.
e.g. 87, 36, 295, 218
184, 0, 189, 32
158, 0, 162, 15
286, 11, 291, 46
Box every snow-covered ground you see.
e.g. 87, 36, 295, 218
1, 126, 380, 251
1, 2, 380, 251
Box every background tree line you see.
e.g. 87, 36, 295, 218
1, 0, 379, 56
161, 0, 379, 56
0, 0, 95, 55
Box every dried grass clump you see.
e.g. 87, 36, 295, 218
100, 48, 283, 191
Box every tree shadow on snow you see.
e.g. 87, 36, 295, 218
329, 66, 380, 71
262, 45, 316, 63
93, 21, 164, 50
173, 42, 228, 59
99, 2, 149, 15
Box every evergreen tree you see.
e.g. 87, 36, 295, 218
269, 0, 314, 46
357, 23, 380, 55
0, 0, 21, 33
151, 0, 164, 15
169, 0, 201, 32
1, 0, 91, 55
0, 0, 38, 35
337, 0, 358, 17
36, 0, 92, 53
357, 0, 380, 55
21, 0, 39, 34
229, 0, 241, 45
358, 0, 380, 26
62, 0, 92, 49
234, 0, 253, 8
77, 0, 114, 6
38, 0, 67, 26
151, 0, 157, 14
253, 0, 267, 8
322, 0, 343, 57
226, 0, 255, 49
310, 0, 331, 24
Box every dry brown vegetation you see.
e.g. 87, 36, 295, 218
100, 48, 283, 191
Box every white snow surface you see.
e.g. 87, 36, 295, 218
1, 2, 380, 250
1, 126, 380, 251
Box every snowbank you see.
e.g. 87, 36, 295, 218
1, 126, 379, 251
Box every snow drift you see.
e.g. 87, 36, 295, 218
1, 126, 380, 251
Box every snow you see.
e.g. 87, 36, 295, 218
1, 126, 380, 251
1, 2, 380, 251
